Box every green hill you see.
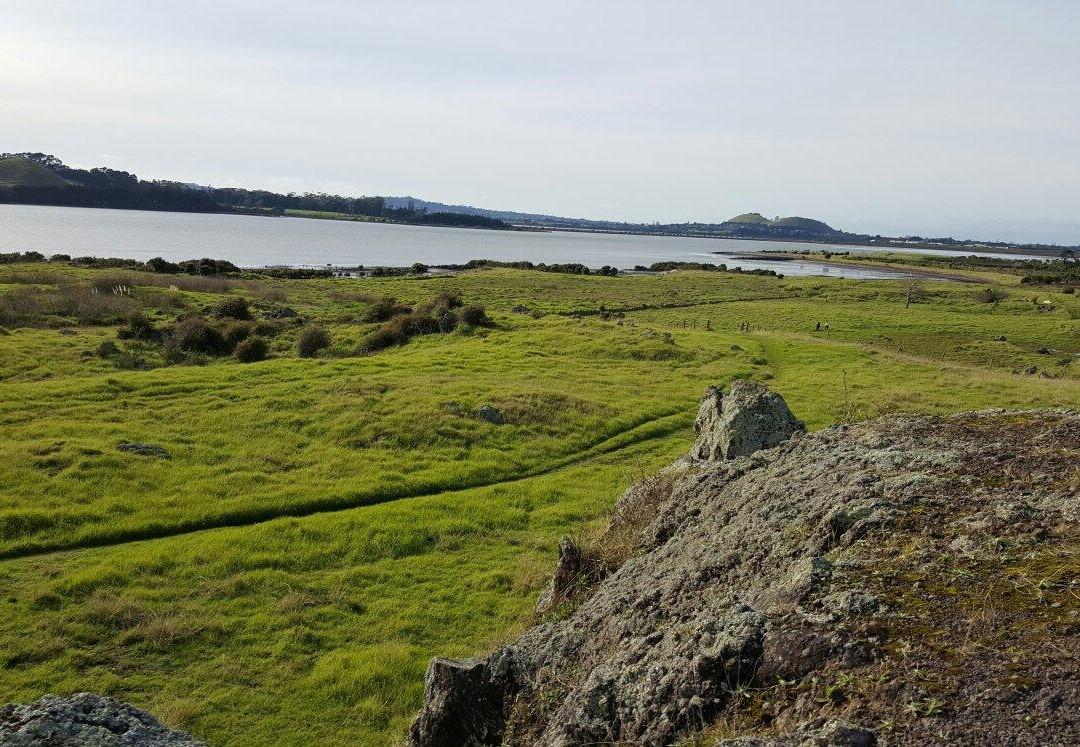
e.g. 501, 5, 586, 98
724, 212, 837, 235
771, 216, 835, 233
726, 212, 772, 225
0, 156, 72, 188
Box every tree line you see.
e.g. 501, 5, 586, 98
0, 153, 512, 229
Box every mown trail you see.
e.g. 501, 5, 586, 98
0, 410, 692, 562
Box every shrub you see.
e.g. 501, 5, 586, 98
1064, 286, 1075, 295
96, 340, 120, 358
112, 352, 147, 370
977, 287, 1008, 305
50, 254, 71, 262
438, 312, 458, 333
168, 316, 227, 355
363, 297, 412, 323
233, 336, 269, 363
214, 296, 252, 320
223, 321, 254, 349
409, 262, 429, 275
418, 292, 463, 316
298, 326, 332, 358
358, 327, 405, 353
146, 257, 180, 274
117, 312, 160, 341
176, 258, 239, 276
459, 304, 490, 326
398, 313, 439, 336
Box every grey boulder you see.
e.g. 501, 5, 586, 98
0, 693, 204, 746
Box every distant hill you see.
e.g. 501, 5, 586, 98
724, 213, 837, 235
726, 212, 772, 225
0, 157, 72, 189
383, 196, 579, 225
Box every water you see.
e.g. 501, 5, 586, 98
0, 204, 1048, 280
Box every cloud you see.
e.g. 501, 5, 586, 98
2, 0, 1079, 240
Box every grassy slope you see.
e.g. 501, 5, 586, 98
0, 157, 71, 188
0, 264, 1078, 744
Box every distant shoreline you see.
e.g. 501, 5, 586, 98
534, 225, 1061, 257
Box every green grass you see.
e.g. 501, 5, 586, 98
0, 157, 72, 188
0, 262, 1078, 744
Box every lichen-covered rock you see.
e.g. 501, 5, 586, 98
410, 406, 1080, 746
690, 381, 804, 461
0, 693, 204, 746
409, 651, 524, 746
477, 405, 504, 424
534, 537, 587, 616
718, 718, 876, 746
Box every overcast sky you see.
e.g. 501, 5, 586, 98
3, 1, 1078, 242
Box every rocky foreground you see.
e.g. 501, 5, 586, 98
411, 382, 1080, 745
4, 382, 1079, 746
0, 693, 204, 745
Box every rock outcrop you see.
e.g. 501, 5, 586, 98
688, 380, 804, 461
409, 384, 1080, 746
0, 693, 204, 746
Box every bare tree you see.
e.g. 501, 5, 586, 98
905, 279, 928, 308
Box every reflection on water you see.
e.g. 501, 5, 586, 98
0, 204, 1047, 281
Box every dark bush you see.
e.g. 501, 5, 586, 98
419, 292, 463, 316
410, 262, 429, 275
214, 296, 252, 320
363, 297, 412, 323
168, 316, 227, 355
358, 327, 403, 353
233, 336, 269, 362
358, 298, 487, 354
438, 312, 458, 333
112, 352, 147, 370
459, 304, 490, 326
399, 313, 439, 336
50, 254, 71, 262
298, 326, 332, 358
146, 257, 180, 274
117, 311, 160, 341
96, 340, 120, 358
223, 321, 254, 349
977, 287, 1008, 305
1064, 286, 1076, 295
176, 258, 240, 276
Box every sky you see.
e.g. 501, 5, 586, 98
2, 0, 1079, 243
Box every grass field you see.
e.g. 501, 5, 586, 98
0, 261, 1078, 744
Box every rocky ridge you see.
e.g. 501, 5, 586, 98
410, 382, 1080, 745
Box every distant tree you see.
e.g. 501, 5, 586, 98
904, 279, 928, 308
976, 287, 1008, 308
